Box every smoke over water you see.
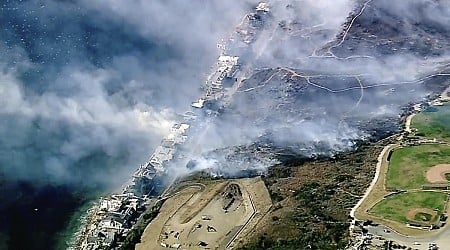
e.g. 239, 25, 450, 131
0, 0, 253, 248
0, 0, 449, 249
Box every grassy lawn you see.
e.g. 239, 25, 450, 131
386, 144, 450, 190
370, 191, 448, 224
411, 104, 450, 139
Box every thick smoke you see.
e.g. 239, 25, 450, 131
0, 0, 449, 248
0, 0, 258, 248
164, 0, 450, 176
3, 0, 447, 186
0, 64, 175, 184
0, 0, 260, 186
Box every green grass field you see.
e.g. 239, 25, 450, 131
371, 191, 447, 224
411, 104, 450, 139
386, 144, 450, 190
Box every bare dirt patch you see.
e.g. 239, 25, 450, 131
406, 208, 437, 224
178, 181, 229, 224
426, 164, 450, 183
137, 177, 271, 250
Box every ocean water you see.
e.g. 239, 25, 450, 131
0, 116, 136, 249
2, 0, 450, 249
0, 1, 208, 249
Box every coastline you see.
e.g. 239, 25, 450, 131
70, 4, 272, 249
59, 199, 98, 249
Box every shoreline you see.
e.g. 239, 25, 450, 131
61, 199, 98, 249
70, 4, 272, 249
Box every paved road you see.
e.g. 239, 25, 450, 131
367, 223, 450, 250
350, 144, 392, 219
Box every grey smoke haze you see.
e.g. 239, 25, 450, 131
0, 0, 448, 186
1, 0, 449, 248
163, 0, 450, 176
0, 1, 260, 247
0, 0, 261, 186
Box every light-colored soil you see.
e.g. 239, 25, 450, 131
229, 177, 272, 249
136, 186, 201, 250
426, 164, 450, 183
405, 208, 437, 224
405, 114, 415, 133
136, 177, 272, 250
178, 182, 229, 224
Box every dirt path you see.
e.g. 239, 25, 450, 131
405, 114, 416, 133
426, 164, 450, 183
351, 144, 393, 219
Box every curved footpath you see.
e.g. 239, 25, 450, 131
349, 144, 392, 220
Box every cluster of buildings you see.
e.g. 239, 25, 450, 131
76, 122, 192, 249
191, 1, 270, 112
73, 2, 271, 249
192, 54, 240, 110
79, 194, 146, 249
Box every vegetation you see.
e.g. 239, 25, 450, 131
241, 180, 350, 250
370, 191, 447, 224
263, 166, 292, 203
119, 200, 163, 250
386, 144, 450, 189
239, 143, 383, 250
411, 104, 450, 139
239, 180, 351, 250
240, 228, 349, 250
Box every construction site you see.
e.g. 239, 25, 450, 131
136, 177, 272, 250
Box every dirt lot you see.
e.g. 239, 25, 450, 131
136, 177, 271, 250
426, 164, 450, 183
